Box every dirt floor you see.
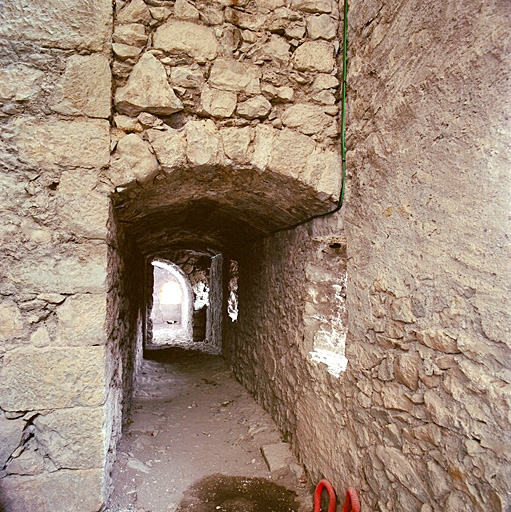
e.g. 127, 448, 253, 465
105, 347, 312, 512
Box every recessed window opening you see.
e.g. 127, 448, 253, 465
228, 259, 239, 322
151, 260, 194, 347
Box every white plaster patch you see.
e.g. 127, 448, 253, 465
309, 348, 347, 377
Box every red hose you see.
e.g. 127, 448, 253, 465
314, 480, 361, 512
341, 488, 361, 512
314, 479, 336, 512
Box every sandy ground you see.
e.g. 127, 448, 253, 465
104, 348, 312, 512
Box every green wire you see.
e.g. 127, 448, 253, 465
339, 0, 348, 207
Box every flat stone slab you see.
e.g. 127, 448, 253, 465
261, 443, 294, 473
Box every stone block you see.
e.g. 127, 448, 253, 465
11, 118, 110, 169
268, 128, 316, 179
201, 85, 237, 118
394, 351, 421, 390
237, 96, 272, 119
0, 0, 112, 51
34, 407, 106, 470
117, 0, 152, 24
110, 133, 160, 186
6, 447, 45, 476
282, 103, 334, 135
306, 14, 337, 40
112, 43, 142, 60
250, 125, 277, 173
209, 58, 261, 94
57, 294, 107, 346
417, 329, 459, 354
115, 53, 183, 116
153, 20, 219, 62
293, 41, 335, 72
261, 443, 294, 472
0, 347, 106, 411
51, 54, 111, 119
175, 0, 200, 20
170, 66, 204, 88
304, 147, 341, 199
185, 120, 223, 166
312, 73, 339, 90
375, 446, 428, 502
221, 127, 253, 165
113, 23, 148, 47
290, 0, 332, 13
380, 383, 414, 412
147, 129, 187, 171
0, 469, 104, 512
0, 65, 44, 102
0, 302, 23, 342
7, 245, 108, 294
0, 416, 25, 468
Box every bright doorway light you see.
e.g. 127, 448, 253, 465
160, 281, 183, 305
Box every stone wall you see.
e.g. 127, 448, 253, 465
0, 1, 114, 510
225, 0, 511, 511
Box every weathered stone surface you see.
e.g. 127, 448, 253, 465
313, 90, 336, 104
115, 53, 183, 115
237, 95, 271, 119
417, 329, 459, 354
0, 347, 106, 411
376, 446, 428, 502
184, 120, 223, 166
147, 128, 187, 171
304, 147, 341, 198
110, 133, 160, 186
34, 407, 105, 470
293, 41, 335, 72
261, 443, 293, 472
0, 0, 112, 51
0, 469, 103, 512
153, 21, 219, 62
257, 35, 291, 63
174, 0, 200, 21
57, 294, 107, 346
170, 66, 203, 88
312, 73, 339, 90
380, 383, 413, 412
51, 54, 111, 119
0, 302, 23, 342
394, 351, 421, 390
290, 0, 332, 13
6, 447, 45, 476
57, 169, 110, 239
114, 114, 143, 132
282, 103, 333, 135
262, 84, 294, 102
250, 125, 277, 173
221, 127, 253, 164
224, 8, 267, 31
113, 23, 148, 47
306, 14, 337, 40
0, 416, 25, 468
209, 58, 261, 93
30, 327, 51, 348
255, 0, 285, 9
117, 0, 152, 24
112, 43, 142, 60
7, 246, 107, 295
201, 86, 237, 118
268, 128, 316, 178
0, 65, 44, 102
11, 118, 110, 169
149, 6, 172, 22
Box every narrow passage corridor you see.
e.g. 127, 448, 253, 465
106, 348, 311, 512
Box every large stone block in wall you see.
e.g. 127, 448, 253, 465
209, 58, 261, 93
51, 54, 111, 118
10, 118, 110, 169
6, 245, 107, 294
0, 347, 106, 411
33, 407, 105, 470
0, 469, 103, 512
0, 0, 112, 51
115, 53, 183, 116
57, 294, 107, 346
0, 416, 25, 469
0, 65, 44, 102
153, 20, 219, 62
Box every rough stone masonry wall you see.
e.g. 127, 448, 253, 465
226, 0, 511, 511
0, 1, 114, 511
